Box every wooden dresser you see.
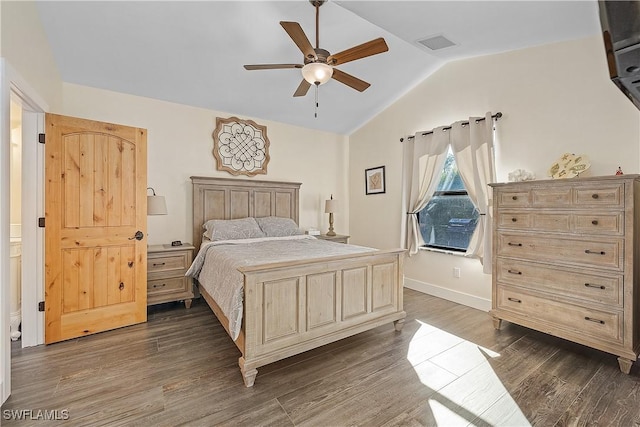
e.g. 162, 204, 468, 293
489, 175, 640, 373
147, 244, 195, 308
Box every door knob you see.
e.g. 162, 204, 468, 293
128, 230, 144, 241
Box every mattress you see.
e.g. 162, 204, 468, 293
185, 235, 374, 340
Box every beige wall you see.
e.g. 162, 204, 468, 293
348, 35, 640, 309
61, 83, 349, 246
0, 0, 62, 110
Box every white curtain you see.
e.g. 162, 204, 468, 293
402, 128, 450, 255
401, 112, 497, 270
450, 112, 496, 273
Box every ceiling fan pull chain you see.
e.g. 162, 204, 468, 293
314, 84, 319, 118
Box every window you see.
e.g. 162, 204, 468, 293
417, 147, 479, 252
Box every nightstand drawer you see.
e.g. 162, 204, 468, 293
147, 276, 188, 295
316, 234, 350, 244
148, 253, 189, 273
146, 244, 195, 308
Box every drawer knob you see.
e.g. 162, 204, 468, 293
591, 220, 599, 225
584, 283, 606, 290
512, 196, 518, 200
507, 297, 522, 303
592, 194, 599, 199
119, 282, 124, 291
585, 249, 606, 255
584, 316, 605, 325
153, 262, 166, 267
507, 269, 522, 275
153, 283, 166, 288
511, 217, 517, 222
508, 242, 523, 247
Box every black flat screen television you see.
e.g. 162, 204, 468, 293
599, 0, 640, 110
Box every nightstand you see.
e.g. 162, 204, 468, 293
147, 244, 195, 308
316, 234, 350, 244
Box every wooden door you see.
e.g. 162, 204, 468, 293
44, 114, 147, 344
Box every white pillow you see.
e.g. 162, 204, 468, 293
203, 217, 266, 241
255, 216, 304, 237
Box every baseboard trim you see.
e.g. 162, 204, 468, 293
404, 278, 491, 312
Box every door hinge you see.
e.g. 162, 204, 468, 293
38, 133, 45, 144
38, 217, 45, 228
38, 301, 45, 312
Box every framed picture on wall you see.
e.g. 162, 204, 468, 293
365, 166, 386, 195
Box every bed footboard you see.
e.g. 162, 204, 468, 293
237, 248, 406, 387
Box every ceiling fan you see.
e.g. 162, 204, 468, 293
243, 0, 389, 97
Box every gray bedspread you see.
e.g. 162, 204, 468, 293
185, 235, 374, 341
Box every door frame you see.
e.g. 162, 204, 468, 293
19, 107, 45, 347
1, 58, 48, 404
8, 68, 46, 348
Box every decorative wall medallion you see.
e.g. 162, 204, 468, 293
212, 117, 270, 176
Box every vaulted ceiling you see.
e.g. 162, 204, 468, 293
35, 1, 601, 135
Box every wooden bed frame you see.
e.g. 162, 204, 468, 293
191, 176, 406, 386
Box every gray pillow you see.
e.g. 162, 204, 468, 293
203, 217, 266, 241
255, 216, 304, 237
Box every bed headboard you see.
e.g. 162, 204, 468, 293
191, 176, 301, 248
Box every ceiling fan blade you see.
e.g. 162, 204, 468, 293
280, 21, 316, 60
327, 38, 389, 66
244, 64, 302, 70
332, 69, 371, 92
293, 79, 311, 97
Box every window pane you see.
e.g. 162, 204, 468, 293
419, 195, 479, 251
437, 149, 466, 192
418, 149, 479, 251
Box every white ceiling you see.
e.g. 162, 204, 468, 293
35, 1, 601, 135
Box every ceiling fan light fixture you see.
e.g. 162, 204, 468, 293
302, 62, 333, 85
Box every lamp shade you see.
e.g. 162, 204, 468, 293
302, 62, 333, 85
324, 198, 337, 213
147, 195, 168, 215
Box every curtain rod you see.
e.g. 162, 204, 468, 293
399, 112, 502, 142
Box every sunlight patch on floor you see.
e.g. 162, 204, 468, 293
429, 399, 472, 426
407, 320, 530, 426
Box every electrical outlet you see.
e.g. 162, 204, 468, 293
453, 267, 461, 278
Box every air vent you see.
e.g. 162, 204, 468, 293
417, 35, 456, 51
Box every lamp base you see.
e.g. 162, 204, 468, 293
327, 212, 336, 236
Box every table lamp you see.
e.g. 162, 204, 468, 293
324, 195, 337, 236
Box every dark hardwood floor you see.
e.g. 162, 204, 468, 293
3, 288, 640, 426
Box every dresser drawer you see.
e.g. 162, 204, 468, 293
148, 253, 189, 273
497, 191, 530, 208
497, 232, 623, 270
530, 212, 571, 232
496, 287, 622, 344
574, 184, 623, 207
531, 187, 572, 207
496, 258, 623, 306
574, 212, 624, 235
496, 211, 624, 235
497, 211, 570, 233
497, 212, 532, 229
